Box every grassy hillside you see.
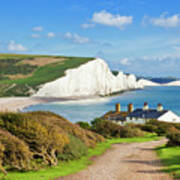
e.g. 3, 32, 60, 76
0, 54, 94, 97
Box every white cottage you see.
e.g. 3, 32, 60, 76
126, 103, 180, 124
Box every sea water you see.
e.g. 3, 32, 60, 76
24, 86, 180, 123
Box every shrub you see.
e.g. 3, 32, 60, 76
91, 118, 122, 138
141, 124, 159, 133
91, 119, 146, 138
0, 129, 32, 174
76, 121, 91, 130
141, 120, 175, 136
58, 135, 88, 161
120, 126, 145, 138
27, 111, 105, 148
167, 130, 180, 146
0, 112, 69, 166
172, 123, 180, 131
0, 111, 105, 174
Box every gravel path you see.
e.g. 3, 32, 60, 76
57, 139, 172, 180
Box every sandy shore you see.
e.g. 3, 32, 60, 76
0, 96, 100, 112
0, 97, 48, 112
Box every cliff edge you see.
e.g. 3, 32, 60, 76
34, 58, 143, 97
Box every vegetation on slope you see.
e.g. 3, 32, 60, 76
0, 133, 159, 180
77, 118, 146, 138
0, 54, 94, 97
0, 111, 104, 175
1, 110, 180, 179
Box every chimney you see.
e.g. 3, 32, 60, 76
157, 103, 163, 111
115, 103, 121, 113
143, 102, 149, 111
128, 103, 134, 113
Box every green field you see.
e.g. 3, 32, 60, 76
0, 134, 159, 180
0, 54, 94, 97
157, 145, 180, 179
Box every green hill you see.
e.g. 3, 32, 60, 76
0, 54, 94, 97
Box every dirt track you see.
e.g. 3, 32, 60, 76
57, 139, 172, 180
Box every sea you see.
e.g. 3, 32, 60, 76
24, 86, 180, 123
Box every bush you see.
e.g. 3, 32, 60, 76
0, 129, 32, 174
141, 124, 158, 133
120, 126, 145, 138
91, 119, 145, 138
141, 120, 175, 136
27, 111, 105, 148
58, 135, 88, 161
0, 111, 105, 174
0, 112, 69, 166
76, 121, 91, 130
91, 118, 122, 138
167, 130, 180, 146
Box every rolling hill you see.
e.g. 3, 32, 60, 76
0, 54, 94, 97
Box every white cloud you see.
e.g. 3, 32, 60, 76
31, 34, 40, 38
7, 41, 27, 52
91, 10, 133, 29
150, 13, 180, 28
120, 58, 131, 65
81, 23, 95, 29
64, 32, 90, 44
32, 26, 43, 31
47, 32, 55, 38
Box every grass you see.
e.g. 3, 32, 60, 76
0, 54, 94, 96
0, 133, 159, 180
157, 145, 180, 179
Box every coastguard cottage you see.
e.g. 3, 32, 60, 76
103, 102, 180, 124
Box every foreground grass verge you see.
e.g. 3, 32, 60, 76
157, 145, 180, 179
0, 134, 159, 180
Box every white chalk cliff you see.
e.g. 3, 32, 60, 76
137, 79, 160, 86
33, 58, 143, 98
163, 80, 180, 86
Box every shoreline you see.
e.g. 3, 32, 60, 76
0, 96, 101, 112
0, 86, 167, 113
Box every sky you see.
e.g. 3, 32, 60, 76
0, 0, 180, 77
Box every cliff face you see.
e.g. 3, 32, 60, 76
163, 81, 180, 86
137, 79, 160, 86
33, 58, 143, 98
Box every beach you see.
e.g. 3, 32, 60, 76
0, 96, 99, 112
0, 97, 48, 112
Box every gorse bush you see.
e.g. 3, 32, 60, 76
28, 111, 104, 148
140, 119, 175, 136
91, 118, 122, 138
0, 111, 104, 174
139, 119, 180, 147
58, 135, 88, 161
76, 121, 91, 130
91, 118, 145, 138
120, 126, 145, 138
167, 131, 180, 146
0, 112, 69, 166
0, 129, 32, 174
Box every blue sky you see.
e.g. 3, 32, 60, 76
0, 0, 180, 77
